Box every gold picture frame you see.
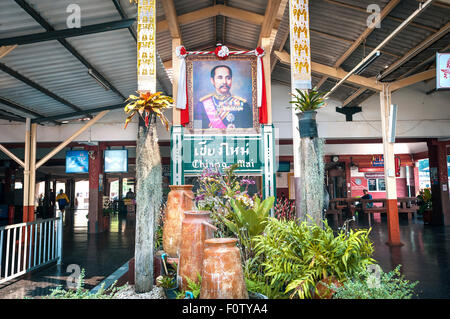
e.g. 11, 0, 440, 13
184, 54, 260, 135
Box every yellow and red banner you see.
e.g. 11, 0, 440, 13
137, 0, 156, 92
289, 0, 311, 89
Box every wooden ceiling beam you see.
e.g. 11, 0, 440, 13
343, 88, 366, 106
156, 5, 265, 34
160, 0, 181, 38
379, 22, 450, 80
317, 0, 401, 92
390, 68, 436, 91
0, 45, 17, 59
325, 0, 438, 33
274, 50, 382, 91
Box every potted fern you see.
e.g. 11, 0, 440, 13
290, 88, 327, 138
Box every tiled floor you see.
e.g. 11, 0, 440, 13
0, 210, 135, 299
330, 212, 450, 299
1, 210, 449, 299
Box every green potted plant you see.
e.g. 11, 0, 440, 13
417, 188, 432, 223
289, 88, 327, 138
156, 275, 178, 299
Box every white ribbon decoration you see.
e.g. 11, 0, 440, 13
176, 46, 187, 110
255, 48, 265, 108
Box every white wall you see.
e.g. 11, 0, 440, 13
0, 108, 172, 143
1, 80, 448, 145
271, 81, 450, 139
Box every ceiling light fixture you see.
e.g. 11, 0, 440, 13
354, 51, 381, 75
88, 69, 110, 91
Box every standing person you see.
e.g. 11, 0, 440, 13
125, 188, 135, 199
56, 189, 70, 213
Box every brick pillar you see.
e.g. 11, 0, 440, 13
427, 140, 450, 226
88, 143, 106, 233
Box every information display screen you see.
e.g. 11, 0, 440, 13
66, 150, 89, 173
104, 149, 128, 173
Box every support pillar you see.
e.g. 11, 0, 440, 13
5, 164, 15, 224
88, 143, 105, 233
427, 140, 450, 226
380, 85, 402, 246
22, 120, 36, 222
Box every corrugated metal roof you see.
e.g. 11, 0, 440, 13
0, 0, 446, 123
225, 18, 260, 49
227, 0, 267, 15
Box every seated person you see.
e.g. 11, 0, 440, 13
361, 189, 373, 208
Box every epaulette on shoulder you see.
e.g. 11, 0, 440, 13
199, 93, 213, 102
232, 95, 247, 103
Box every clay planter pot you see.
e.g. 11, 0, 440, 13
178, 211, 217, 291
200, 238, 248, 299
298, 110, 318, 138
313, 277, 341, 299
162, 185, 194, 257
423, 208, 432, 224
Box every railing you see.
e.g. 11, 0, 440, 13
0, 212, 63, 285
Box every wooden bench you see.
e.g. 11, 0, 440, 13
397, 197, 419, 221
325, 199, 344, 224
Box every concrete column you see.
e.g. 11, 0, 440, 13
380, 85, 402, 246
88, 143, 105, 233
427, 140, 450, 226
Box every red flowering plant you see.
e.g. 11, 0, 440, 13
274, 197, 296, 221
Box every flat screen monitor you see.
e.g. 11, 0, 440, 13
66, 150, 89, 173
104, 149, 128, 173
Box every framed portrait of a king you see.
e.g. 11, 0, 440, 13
185, 55, 259, 134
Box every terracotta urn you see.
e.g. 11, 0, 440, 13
200, 238, 248, 299
313, 276, 341, 299
178, 210, 217, 291
162, 185, 194, 257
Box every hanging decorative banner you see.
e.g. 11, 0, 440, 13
137, 0, 156, 92
289, 0, 311, 90
175, 44, 268, 127
436, 53, 450, 90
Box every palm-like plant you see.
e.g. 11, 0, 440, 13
289, 88, 327, 113
124, 91, 173, 130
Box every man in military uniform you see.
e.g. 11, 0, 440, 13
194, 65, 253, 129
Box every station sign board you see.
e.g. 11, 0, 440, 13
182, 135, 263, 174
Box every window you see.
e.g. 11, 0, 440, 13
368, 178, 385, 191
368, 179, 377, 191
377, 179, 386, 191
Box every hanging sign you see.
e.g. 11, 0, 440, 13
436, 53, 450, 90
182, 135, 263, 174
137, 0, 156, 92
289, 0, 312, 89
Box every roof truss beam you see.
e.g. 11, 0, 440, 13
14, 0, 126, 100
0, 19, 135, 46
0, 96, 58, 124
274, 50, 382, 91
0, 62, 84, 113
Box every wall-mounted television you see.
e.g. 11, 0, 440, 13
104, 149, 128, 173
66, 150, 89, 173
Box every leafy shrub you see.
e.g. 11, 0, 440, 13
330, 265, 419, 299
253, 217, 375, 299
46, 269, 125, 299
